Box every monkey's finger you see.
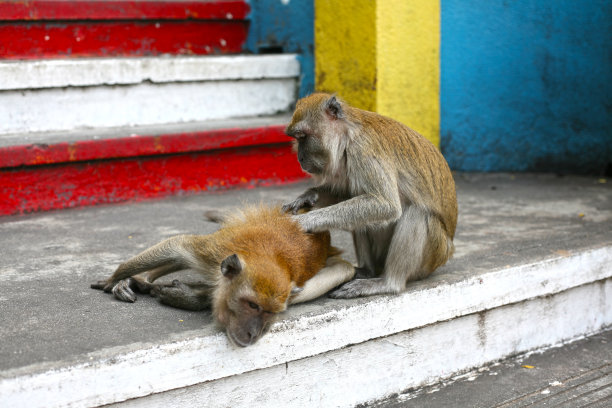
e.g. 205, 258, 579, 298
111, 279, 137, 303
90, 280, 107, 290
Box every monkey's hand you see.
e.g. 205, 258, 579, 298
111, 278, 138, 303
282, 188, 319, 214
292, 212, 325, 233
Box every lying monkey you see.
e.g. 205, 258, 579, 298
91, 205, 354, 347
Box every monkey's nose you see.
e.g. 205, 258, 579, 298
246, 330, 258, 344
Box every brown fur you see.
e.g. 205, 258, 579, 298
91, 205, 347, 347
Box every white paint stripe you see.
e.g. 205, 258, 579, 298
0, 55, 300, 91
0, 246, 610, 407
0, 79, 296, 135
116, 280, 612, 408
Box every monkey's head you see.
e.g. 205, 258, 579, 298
285, 93, 348, 178
213, 253, 296, 347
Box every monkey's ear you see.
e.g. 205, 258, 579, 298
324, 95, 344, 119
221, 254, 242, 279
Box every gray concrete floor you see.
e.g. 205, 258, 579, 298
0, 173, 610, 379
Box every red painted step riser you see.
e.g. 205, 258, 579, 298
0, 125, 290, 168
0, 21, 247, 59
0, 1, 249, 21
0, 145, 308, 216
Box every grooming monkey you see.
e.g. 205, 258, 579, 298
91, 206, 354, 347
283, 93, 457, 298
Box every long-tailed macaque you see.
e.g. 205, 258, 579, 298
91, 206, 354, 347
283, 93, 457, 298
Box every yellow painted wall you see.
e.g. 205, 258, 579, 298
376, 0, 440, 146
314, 0, 376, 112
315, 0, 440, 146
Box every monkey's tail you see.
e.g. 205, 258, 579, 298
203, 209, 230, 224
423, 214, 455, 274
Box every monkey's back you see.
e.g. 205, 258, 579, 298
214, 206, 336, 287
348, 108, 458, 238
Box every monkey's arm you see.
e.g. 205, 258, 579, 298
295, 160, 402, 232
295, 191, 402, 233
91, 234, 209, 302
289, 256, 355, 304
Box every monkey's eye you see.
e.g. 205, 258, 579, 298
294, 131, 308, 140
247, 301, 260, 311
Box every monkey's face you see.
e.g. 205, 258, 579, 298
224, 296, 279, 347
215, 254, 290, 347
293, 135, 329, 175
286, 120, 329, 175
286, 93, 348, 177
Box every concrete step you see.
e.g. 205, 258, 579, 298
0, 0, 251, 60
0, 114, 304, 216
374, 329, 612, 407
0, 54, 299, 136
0, 173, 610, 407
0, 54, 302, 216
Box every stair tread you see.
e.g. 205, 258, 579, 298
0, 173, 610, 405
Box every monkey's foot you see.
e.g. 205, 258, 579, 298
329, 278, 397, 299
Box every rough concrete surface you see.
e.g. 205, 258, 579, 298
376, 329, 612, 408
0, 174, 610, 383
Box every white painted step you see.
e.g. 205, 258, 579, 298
0, 55, 299, 137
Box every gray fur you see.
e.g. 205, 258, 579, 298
284, 94, 457, 298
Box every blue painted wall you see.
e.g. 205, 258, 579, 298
246, 0, 314, 98
441, 1, 612, 174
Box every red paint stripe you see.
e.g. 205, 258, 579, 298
0, 1, 249, 21
0, 125, 290, 168
0, 21, 247, 59
0, 145, 307, 216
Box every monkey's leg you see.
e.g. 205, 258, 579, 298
330, 206, 427, 298
352, 226, 395, 278
290, 256, 355, 304
151, 280, 214, 311
352, 229, 376, 278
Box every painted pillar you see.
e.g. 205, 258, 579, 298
315, 0, 440, 146
246, 0, 315, 97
